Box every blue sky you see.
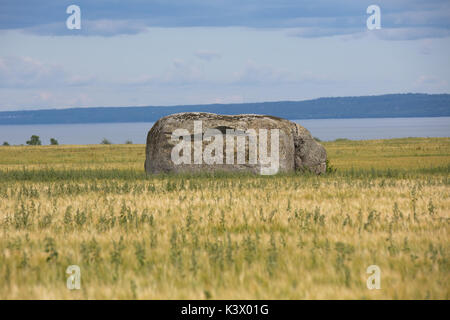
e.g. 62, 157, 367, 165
1, 0, 449, 110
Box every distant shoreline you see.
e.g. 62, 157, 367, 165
1, 93, 449, 125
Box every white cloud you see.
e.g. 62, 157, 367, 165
0, 56, 65, 88
85, 19, 149, 37
120, 59, 208, 86
232, 60, 294, 84
418, 39, 433, 55
0, 89, 93, 110
414, 75, 448, 87
384, 9, 450, 28
212, 95, 244, 104
373, 27, 450, 41
231, 60, 334, 85
287, 27, 361, 38
23, 19, 150, 37
32, 90, 92, 108
0, 56, 96, 88
195, 50, 221, 61
164, 59, 204, 84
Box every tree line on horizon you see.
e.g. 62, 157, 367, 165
1, 135, 134, 146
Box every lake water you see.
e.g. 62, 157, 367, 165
0, 117, 449, 145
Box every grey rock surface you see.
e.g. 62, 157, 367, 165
145, 112, 326, 174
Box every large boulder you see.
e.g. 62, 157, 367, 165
145, 112, 326, 175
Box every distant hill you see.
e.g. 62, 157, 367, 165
0, 93, 449, 125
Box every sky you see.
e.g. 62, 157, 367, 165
1, 0, 450, 111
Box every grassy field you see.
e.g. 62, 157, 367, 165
0, 137, 448, 299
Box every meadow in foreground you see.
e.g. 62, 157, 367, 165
0, 138, 448, 299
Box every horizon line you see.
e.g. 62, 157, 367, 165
1, 92, 449, 113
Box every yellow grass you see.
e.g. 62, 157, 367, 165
0, 137, 448, 299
